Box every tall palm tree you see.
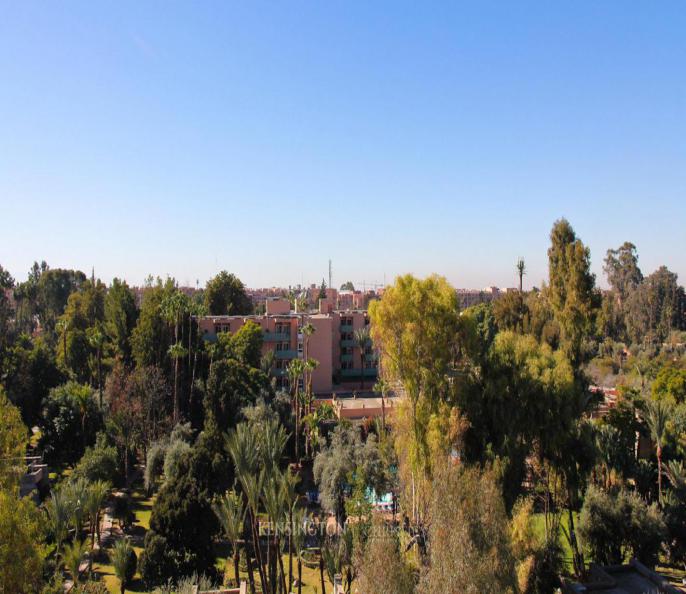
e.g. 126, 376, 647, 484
353, 327, 370, 390
288, 358, 306, 462
71, 386, 94, 451
213, 489, 246, 587
63, 538, 88, 588
161, 290, 189, 423
516, 257, 526, 292
304, 358, 319, 415
644, 399, 670, 503
301, 323, 316, 395
85, 481, 109, 554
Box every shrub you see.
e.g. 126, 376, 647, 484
145, 441, 167, 493
73, 433, 120, 485
163, 439, 191, 484
579, 485, 666, 567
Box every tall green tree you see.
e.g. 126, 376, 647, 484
0, 489, 46, 594
130, 277, 175, 368
105, 278, 138, 364
204, 271, 252, 315
369, 274, 460, 522
547, 219, 598, 365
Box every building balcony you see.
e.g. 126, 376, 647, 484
264, 331, 291, 342
340, 368, 378, 379
275, 349, 298, 359
365, 353, 377, 362
340, 339, 355, 348
340, 354, 353, 362
271, 368, 288, 377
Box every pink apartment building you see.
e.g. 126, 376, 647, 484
196, 297, 378, 394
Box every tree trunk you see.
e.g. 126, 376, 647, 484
277, 538, 287, 594
567, 487, 584, 577
297, 556, 302, 594
381, 393, 386, 432
97, 348, 103, 409
295, 393, 300, 462
288, 508, 293, 590
319, 554, 327, 594
233, 548, 241, 588
360, 351, 364, 390
246, 552, 257, 594
250, 511, 268, 594
657, 445, 663, 504
173, 355, 179, 424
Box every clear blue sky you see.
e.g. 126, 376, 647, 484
2, 2, 685, 290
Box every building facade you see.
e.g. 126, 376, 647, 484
196, 298, 378, 394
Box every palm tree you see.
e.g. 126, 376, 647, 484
353, 327, 370, 390
65, 477, 90, 538
227, 424, 266, 594
304, 358, 319, 418
161, 290, 189, 423
213, 489, 246, 587
45, 489, 71, 558
374, 378, 389, 432
288, 358, 306, 462
85, 480, 109, 553
71, 386, 94, 451
112, 538, 135, 594
644, 399, 671, 503
516, 257, 526, 292
665, 459, 686, 493
301, 323, 316, 396
63, 538, 88, 588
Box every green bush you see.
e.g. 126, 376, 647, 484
579, 486, 666, 567
73, 433, 120, 485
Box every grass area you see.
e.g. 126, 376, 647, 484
530, 512, 578, 571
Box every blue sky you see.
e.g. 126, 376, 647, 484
1, 2, 685, 290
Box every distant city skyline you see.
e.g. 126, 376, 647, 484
2, 2, 685, 289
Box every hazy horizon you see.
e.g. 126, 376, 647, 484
2, 3, 685, 290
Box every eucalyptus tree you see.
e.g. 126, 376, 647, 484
369, 274, 460, 523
